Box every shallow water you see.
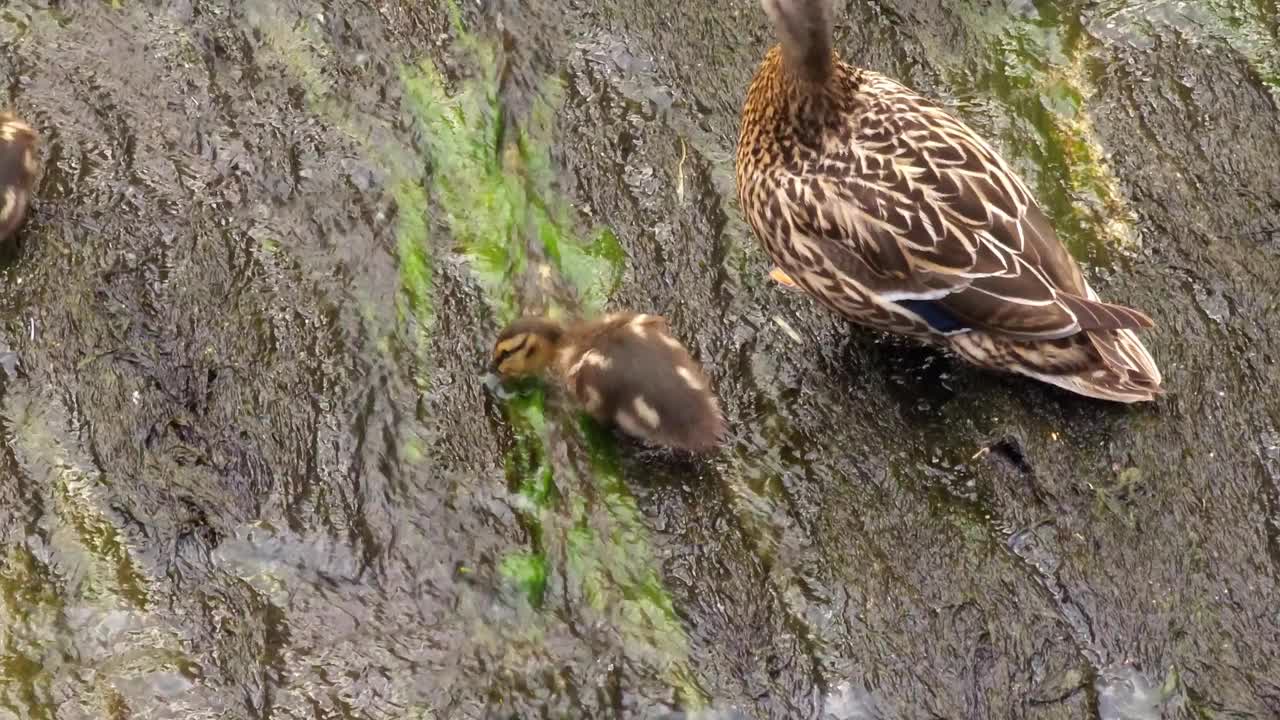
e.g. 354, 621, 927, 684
1, 0, 1278, 718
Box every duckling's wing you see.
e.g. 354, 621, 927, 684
792, 73, 1151, 340
0, 116, 38, 241
564, 315, 724, 451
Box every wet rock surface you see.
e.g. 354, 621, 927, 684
0, 0, 1277, 717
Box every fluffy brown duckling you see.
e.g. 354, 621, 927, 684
0, 112, 39, 242
489, 313, 726, 452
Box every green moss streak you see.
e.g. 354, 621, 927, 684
399, 9, 704, 709
257, 12, 433, 374
392, 180, 434, 380
256, 2, 706, 707
0, 547, 61, 720
5, 395, 150, 611
933, 4, 1139, 265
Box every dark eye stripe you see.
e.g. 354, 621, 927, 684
494, 335, 532, 365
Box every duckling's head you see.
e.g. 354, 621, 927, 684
489, 317, 565, 378
760, 0, 835, 83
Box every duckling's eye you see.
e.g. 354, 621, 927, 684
493, 334, 532, 367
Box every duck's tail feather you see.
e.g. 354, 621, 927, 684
949, 328, 1163, 403
1059, 293, 1154, 331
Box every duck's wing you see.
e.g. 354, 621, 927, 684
784, 72, 1152, 340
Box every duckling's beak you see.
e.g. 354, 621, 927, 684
480, 369, 521, 400
481, 366, 502, 386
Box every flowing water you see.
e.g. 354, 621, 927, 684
1, 0, 1278, 717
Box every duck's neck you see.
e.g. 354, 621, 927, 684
765, 0, 836, 85
751, 46, 844, 118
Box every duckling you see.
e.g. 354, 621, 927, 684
0, 112, 39, 242
489, 313, 726, 452
736, 0, 1163, 402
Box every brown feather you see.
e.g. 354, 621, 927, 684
736, 1, 1163, 401
492, 314, 725, 451
0, 112, 39, 242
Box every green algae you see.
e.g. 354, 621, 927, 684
930, 3, 1141, 265
403, 19, 705, 707
399, 55, 623, 320
258, 2, 704, 709
0, 547, 63, 720
969, 0, 1280, 265
254, 5, 434, 373
0, 392, 194, 719
6, 393, 149, 610
393, 180, 435, 378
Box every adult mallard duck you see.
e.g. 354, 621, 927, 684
489, 313, 726, 451
0, 112, 39, 242
735, 0, 1162, 402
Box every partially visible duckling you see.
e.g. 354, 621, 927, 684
0, 112, 39, 242
489, 313, 726, 452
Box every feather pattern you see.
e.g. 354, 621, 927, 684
738, 1, 1162, 402
490, 314, 726, 451
0, 112, 38, 242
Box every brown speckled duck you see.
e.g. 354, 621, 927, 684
0, 112, 39, 242
735, 0, 1163, 402
489, 313, 726, 452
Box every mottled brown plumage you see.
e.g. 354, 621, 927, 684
490, 313, 726, 451
737, 0, 1163, 402
0, 112, 38, 242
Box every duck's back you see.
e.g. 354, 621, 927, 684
740, 50, 1155, 339
736, 0, 1162, 401
847, 69, 1094, 296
